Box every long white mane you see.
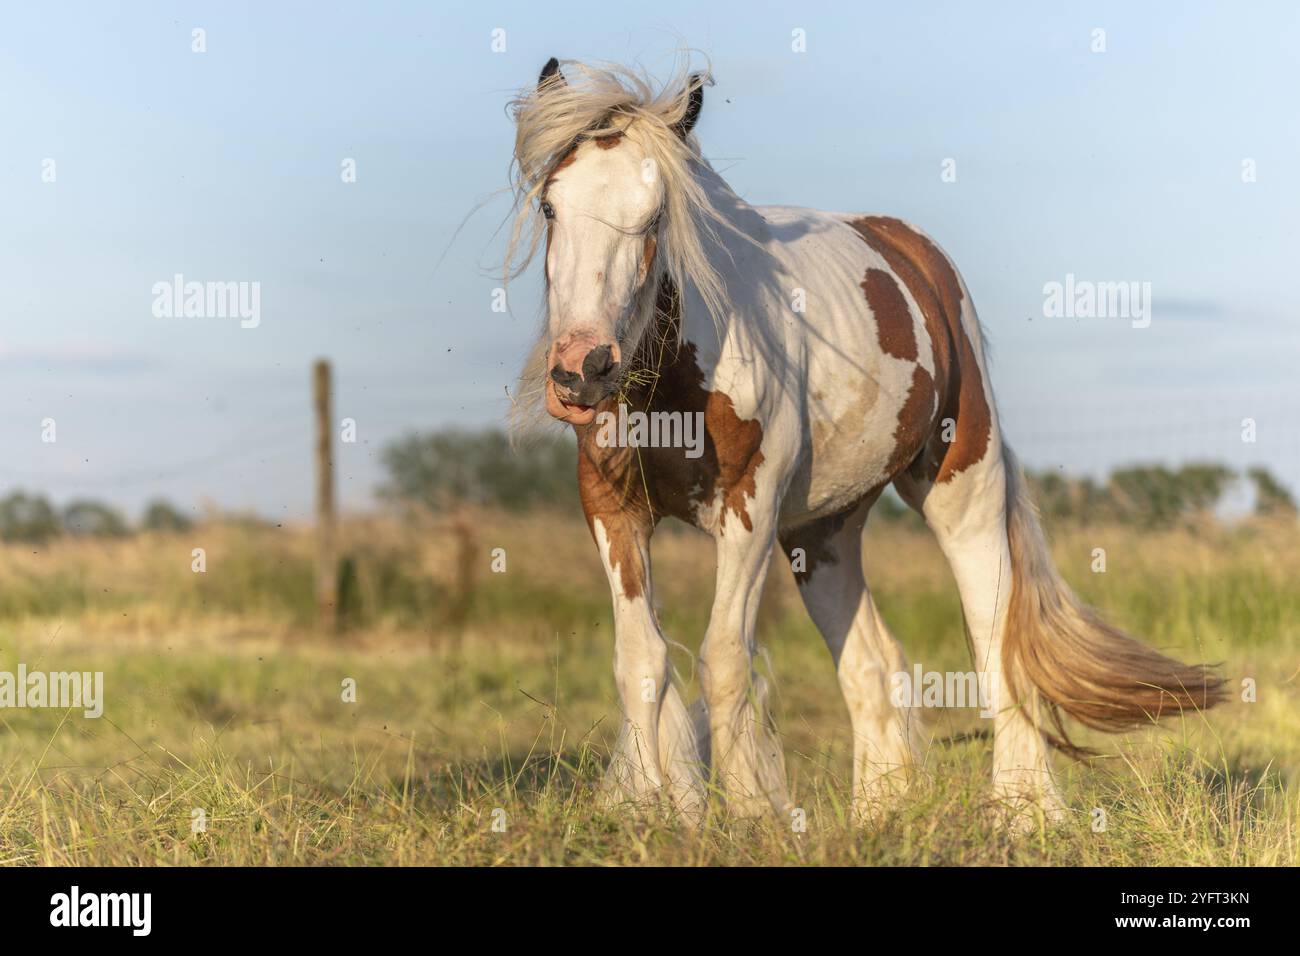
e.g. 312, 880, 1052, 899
505, 58, 739, 436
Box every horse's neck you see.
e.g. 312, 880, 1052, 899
681, 163, 769, 340
698, 162, 769, 248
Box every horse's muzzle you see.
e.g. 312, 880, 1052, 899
546, 341, 621, 425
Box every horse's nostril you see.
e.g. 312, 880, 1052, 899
550, 365, 581, 388
582, 345, 616, 381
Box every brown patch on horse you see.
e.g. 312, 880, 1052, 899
577, 448, 650, 600
639, 233, 658, 281
573, 278, 766, 556
593, 134, 623, 149
931, 325, 992, 485
860, 268, 917, 361
705, 391, 765, 532
885, 365, 938, 479
552, 145, 579, 170
848, 216, 991, 485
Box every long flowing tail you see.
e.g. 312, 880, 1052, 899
1001, 445, 1227, 755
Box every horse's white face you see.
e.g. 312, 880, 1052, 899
542, 135, 663, 425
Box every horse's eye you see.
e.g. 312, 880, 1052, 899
540, 200, 555, 220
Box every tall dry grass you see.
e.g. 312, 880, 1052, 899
0, 510, 1296, 864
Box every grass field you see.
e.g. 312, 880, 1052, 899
0, 509, 1296, 865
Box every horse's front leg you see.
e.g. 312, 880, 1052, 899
699, 494, 791, 818
581, 470, 706, 821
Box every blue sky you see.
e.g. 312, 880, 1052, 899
1, 1, 1297, 519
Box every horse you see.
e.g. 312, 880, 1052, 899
505, 58, 1225, 825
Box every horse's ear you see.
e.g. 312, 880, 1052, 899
538, 57, 565, 91
673, 73, 706, 137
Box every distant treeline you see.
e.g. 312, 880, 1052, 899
6, 430, 1291, 544
1029, 463, 1295, 526
0, 493, 193, 543
380, 429, 577, 512
380, 428, 1298, 527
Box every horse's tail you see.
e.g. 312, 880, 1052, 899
1000, 444, 1226, 754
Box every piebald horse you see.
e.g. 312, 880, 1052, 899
507, 59, 1224, 824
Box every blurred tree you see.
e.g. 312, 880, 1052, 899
1028, 470, 1072, 522
1173, 463, 1237, 512
1248, 466, 1298, 516
1108, 465, 1182, 526
63, 499, 129, 537
380, 428, 577, 512
141, 498, 195, 532
1028, 462, 1241, 527
0, 491, 61, 542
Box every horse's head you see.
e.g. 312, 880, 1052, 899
516, 59, 707, 426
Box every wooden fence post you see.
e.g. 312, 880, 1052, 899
314, 358, 338, 633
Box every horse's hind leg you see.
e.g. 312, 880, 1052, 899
780, 499, 922, 823
895, 454, 1065, 826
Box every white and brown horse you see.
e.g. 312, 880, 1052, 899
507, 59, 1224, 824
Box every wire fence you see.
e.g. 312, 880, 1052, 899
2, 402, 1295, 501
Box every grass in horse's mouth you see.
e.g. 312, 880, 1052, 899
612, 363, 662, 407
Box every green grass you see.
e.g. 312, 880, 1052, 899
0, 512, 1295, 865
